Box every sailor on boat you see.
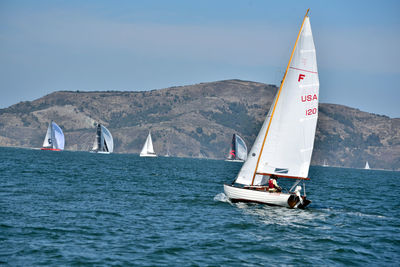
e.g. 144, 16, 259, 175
268, 175, 282, 192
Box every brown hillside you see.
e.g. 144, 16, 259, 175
0, 79, 399, 170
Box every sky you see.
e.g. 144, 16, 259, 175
1, 0, 399, 117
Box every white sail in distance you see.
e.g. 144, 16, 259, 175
235, 16, 319, 185
92, 124, 113, 153
140, 132, 157, 157
52, 122, 65, 150
101, 125, 114, 153
227, 134, 247, 161
235, 134, 248, 161
365, 161, 370, 169
42, 121, 65, 150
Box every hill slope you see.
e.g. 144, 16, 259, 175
0, 79, 399, 170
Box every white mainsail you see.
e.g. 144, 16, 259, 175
140, 132, 157, 157
92, 131, 99, 151
42, 123, 52, 148
235, 16, 319, 186
42, 121, 65, 150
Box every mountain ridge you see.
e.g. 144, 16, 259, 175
1, 79, 399, 170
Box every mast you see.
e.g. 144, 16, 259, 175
250, 9, 310, 186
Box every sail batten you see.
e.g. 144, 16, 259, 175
299, 84, 319, 88
289, 67, 317, 74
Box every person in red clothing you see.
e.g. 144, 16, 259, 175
268, 175, 282, 192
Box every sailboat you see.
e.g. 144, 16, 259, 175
41, 121, 65, 151
364, 161, 370, 170
140, 131, 157, 157
91, 123, 114, 154
224, 9, 318, 209
323, 159, 328, 167
226, 134, 248, 162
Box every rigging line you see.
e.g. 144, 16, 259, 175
250, 9, 310, 186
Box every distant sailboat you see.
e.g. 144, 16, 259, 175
323, 159, 328, 167
226, 134, 248, 162
224, 10, 318, 209
91, 123, 114, 154
365, 161, 370, 170
41, 121, 65, 151
140, 131, 157, 157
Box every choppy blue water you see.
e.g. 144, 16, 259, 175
1, 147, 399, 266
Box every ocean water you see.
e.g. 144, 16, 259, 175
1, 147, 399, 266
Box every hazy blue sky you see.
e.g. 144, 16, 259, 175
1, 0, 399, 117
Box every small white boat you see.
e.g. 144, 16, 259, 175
364, 161, 370, 170
41, 121, 65, 151
91, 123, 114, 154
226, 134, 248, 162
323, 159, 328, 167
140, 131, 157, 157
224, 9, 318, 209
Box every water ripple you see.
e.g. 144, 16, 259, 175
0, 147, 399, 265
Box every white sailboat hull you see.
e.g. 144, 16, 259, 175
140, 153, 157, 157
224, 184, 291, 207
91, 151, 110, 154
224, 184, 310, 209
225, 159, 244, 163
